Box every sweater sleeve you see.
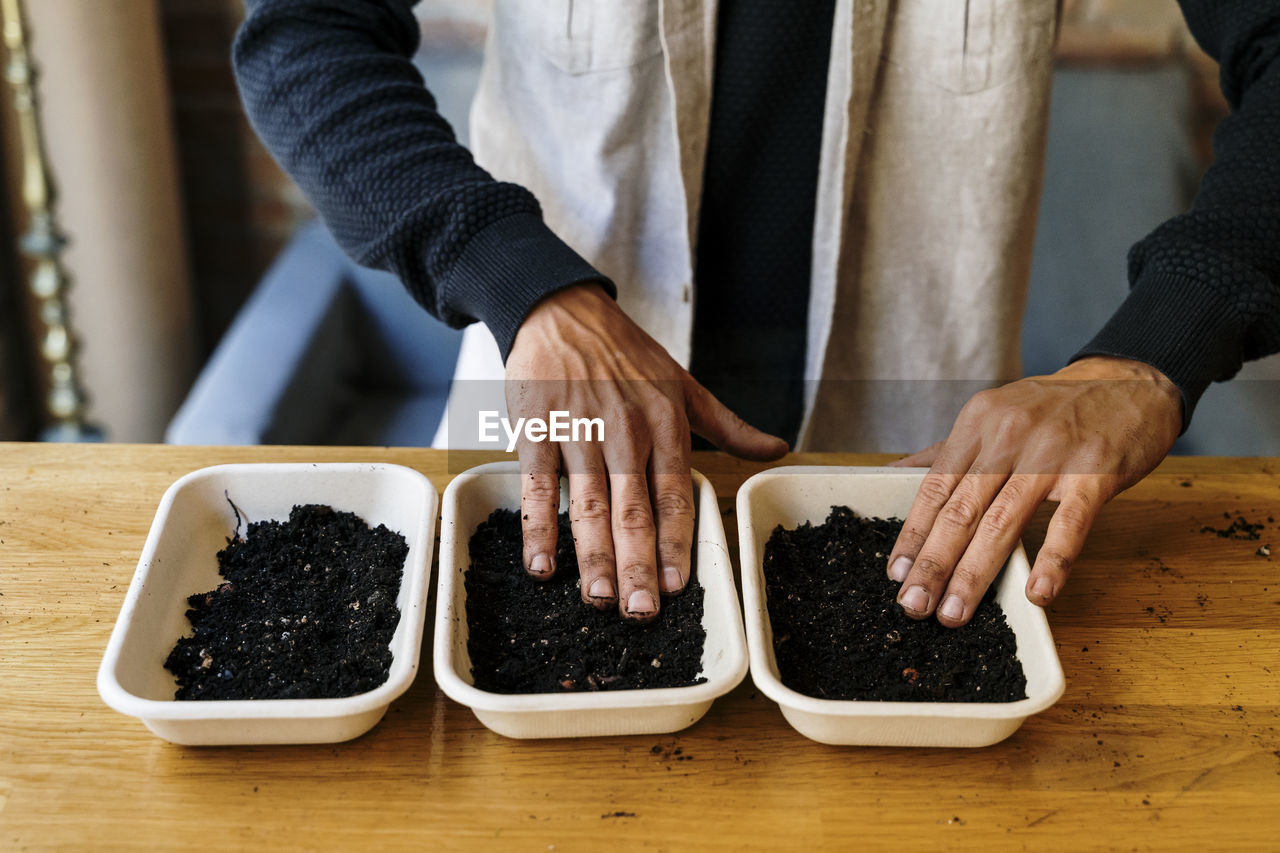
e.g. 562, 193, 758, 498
232, 0, 614, 359
1071, 0, 1280, 429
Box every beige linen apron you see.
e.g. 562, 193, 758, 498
434, 0, 1057, 453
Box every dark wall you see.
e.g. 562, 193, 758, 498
0, 107, 37, 441
158, 0, 312, 358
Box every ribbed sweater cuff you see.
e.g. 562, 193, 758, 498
443, 213, 615, 360
1071, 272, 1245, 432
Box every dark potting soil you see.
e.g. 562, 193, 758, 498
764, 506, 1026, 703
165, 503, 408, 700
465, 508, 706, 693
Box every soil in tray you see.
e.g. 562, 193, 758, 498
764, 506, 1026, 702
465, 508, 706, 693
165, 503, 408, 700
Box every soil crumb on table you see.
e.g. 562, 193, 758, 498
165, 504, 408, 700
465, 508, 706, 693
1199, 513, 1267, 540
763, 506, 1026, 702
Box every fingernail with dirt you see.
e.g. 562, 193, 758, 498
939, 594, 964, 622
660, 566, 684, 593
529, 553, 553, 577
1030, 575, 1054, 602
626, 589, 656, 617
899, 585, 930, 614
588, 577, 614, 601
888, 556, 911, 582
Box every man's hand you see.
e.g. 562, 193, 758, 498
505, 283, 788, 622
885, 356, 1182, 627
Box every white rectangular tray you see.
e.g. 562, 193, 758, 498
434, 461, 747, 738
737, 466, 1065, 747
97, 462, 437, 745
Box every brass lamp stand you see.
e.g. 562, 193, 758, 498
2, 0, 101, 441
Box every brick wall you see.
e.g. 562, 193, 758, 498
156, 0, 1226, 359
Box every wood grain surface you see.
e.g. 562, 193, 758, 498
1, 444, 1277, 851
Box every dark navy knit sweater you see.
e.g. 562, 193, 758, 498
233, 0, 1280, 433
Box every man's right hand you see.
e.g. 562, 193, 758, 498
505, 283, 788, 622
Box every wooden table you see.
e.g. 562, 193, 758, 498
1, 444, 1277, 850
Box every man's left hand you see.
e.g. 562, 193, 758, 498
885, 356, 1183, 626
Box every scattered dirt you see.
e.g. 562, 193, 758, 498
650, 743, 691, 760
165, 503, 407, 700
763, 506, 1026, 702
465, 509, 706, 694
1199, 513, 1267, 540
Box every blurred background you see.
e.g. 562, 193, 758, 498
0, 0, 1275, 452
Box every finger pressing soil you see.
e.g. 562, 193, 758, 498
465, 508, 706, 694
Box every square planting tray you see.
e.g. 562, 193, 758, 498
434, 461, 748, 738
737, 466, 1065, 747
97, 463, 437, 745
